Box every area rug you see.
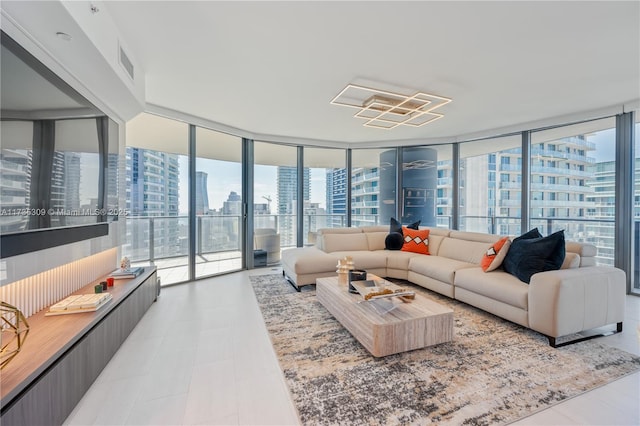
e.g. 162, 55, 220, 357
250, 274, 640, 425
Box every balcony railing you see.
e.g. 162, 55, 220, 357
124, 213, 349, 263
124, 213, 625, 286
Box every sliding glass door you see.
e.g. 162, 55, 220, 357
195, 127, 243, 278
303, 147, 346, 245
124, 113, 190, 285
253, 142, 298, 264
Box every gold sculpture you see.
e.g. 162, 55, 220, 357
1, 301, 30, 369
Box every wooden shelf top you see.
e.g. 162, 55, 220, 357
0, 266, 157, 407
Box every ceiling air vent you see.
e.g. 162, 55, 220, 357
119, 44, 134, 80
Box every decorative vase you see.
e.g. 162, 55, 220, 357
120, 256, 131, 271
336, 256, 355, 285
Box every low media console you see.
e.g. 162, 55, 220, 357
0, 266, 158, 426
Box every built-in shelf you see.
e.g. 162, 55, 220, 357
0, 266, 158, 426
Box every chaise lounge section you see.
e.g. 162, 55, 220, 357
281, 226, 625, 347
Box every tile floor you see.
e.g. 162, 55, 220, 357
133, 251, 243, 286
65, 269, 640, 425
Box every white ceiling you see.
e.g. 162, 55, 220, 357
89, 1, 640, 144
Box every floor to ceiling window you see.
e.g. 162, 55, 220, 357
459, 135, 522, 235
302, 147, 347, 245
633, 115, 640, 294
124, 113, 189, 285
401, 144, 454, 229
531, 117, 616, 266
119, 109, 637, 293
351, 148, 392, 227
435, 144, 454, 228
195, 127, 243, 277
254, 142, 298, 263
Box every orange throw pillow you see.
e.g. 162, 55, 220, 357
481, 237, 511, 272
401, 227, 430, 255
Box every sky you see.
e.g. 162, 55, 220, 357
178, 157, 327, 214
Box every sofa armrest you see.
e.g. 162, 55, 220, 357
528, 266, 625, 338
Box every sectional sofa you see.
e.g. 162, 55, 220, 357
281, 225, 626, 347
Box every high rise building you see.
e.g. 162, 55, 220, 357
125, 147, 181, 260
350, 166, 379, 227
0, 148, 30, 233
277, 166, 309, 246
195, 171, 210, 215
327, 168, 347, 227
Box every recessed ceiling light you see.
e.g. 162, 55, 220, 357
331, 84, 451, 130
56, 32, 72, 41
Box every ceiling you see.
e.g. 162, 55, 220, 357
44, 2, 640, 144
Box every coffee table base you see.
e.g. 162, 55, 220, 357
316, 276, 454, 357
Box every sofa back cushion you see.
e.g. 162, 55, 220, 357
425, 227, 452, 237
315, 227, 362, 250
449, 230, 503, 244
565, 241, 596, 267
438, 238, 493, 264
565, 241, 597, 258
323, 233, 369, 253
561, 252, 581, 269
360, 225, 388, 233
366, 232, 388, 251
427, 235, 446, 255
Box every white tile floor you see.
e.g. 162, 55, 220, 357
65, 269, 640, 425
133, 251, 243, 286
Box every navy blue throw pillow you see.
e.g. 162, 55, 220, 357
513, 227, 542, 242
503, 230, 566, 284
389, 217, 420, 235
385, 232, 405, 250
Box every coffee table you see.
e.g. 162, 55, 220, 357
316, 276, 454, 357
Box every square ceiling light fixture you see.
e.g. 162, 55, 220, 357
330, 84, 451, 130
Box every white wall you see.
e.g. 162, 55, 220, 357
1, 0, 138, 286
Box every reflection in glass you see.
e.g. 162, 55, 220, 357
351, 148, 389, 227
531, 117, 616, 266
460, 135, 522, 235
433, 144, 453, 228
1, 32, 118, 237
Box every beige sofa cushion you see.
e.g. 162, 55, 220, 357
424, 227, 452, 237
330, 251, 388, 270
449, 231, 503, 244
566, 241, 597, 257
360, 225, 389, 233
437, 238, 493, 265
455, 268, 529, 310
366, 232, 388, 251
281, 247, 341, 274
561, 252, 580, 269
386, 251, 423, 271
323, 233, 369, 253
316, 227, 362, 250
409, 255, 476, 285
427, 235, 446, 256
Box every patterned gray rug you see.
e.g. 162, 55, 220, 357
250, 274, 640, 425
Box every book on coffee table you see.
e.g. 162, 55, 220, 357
350, 279, 415, 302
